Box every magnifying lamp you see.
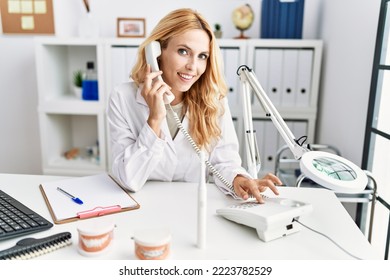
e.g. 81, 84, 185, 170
237, 65, 367, 193
299, 151, 367, 193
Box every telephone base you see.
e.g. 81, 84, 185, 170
256, 220, 301, 242
216, 197, 312, 242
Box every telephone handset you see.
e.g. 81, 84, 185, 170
145, 41, 175, 104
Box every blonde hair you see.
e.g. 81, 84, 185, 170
131, 8, 228, 150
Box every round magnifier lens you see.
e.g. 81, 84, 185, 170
312, 157, 357, 181
300, 151, 367, 193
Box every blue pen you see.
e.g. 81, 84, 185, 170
57, 187, 84, 205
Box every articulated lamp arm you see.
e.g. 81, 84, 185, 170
237, 65, 367, 194
237, 65, 309, 173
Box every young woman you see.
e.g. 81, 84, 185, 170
107, 8, 281, 203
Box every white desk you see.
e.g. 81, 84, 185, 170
0, 173, 382, 260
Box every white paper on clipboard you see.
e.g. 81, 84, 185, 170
39, 173, 139, 224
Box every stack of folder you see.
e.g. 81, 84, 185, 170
261, 0, 305, 39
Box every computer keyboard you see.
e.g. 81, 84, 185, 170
0, 189, 53, 241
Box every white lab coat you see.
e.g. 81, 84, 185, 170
107, 82, 250, 197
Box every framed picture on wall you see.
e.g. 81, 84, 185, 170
117, 18, 145, 38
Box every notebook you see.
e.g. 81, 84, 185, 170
39, 173, 140, 224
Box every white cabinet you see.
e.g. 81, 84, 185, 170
35, 38, 322, 178
35, 38, 107, 176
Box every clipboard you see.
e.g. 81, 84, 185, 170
39, 173, 140, 224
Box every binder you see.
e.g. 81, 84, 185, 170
278, 120, 294, 149
286, 1, 297, 39
295, 0, 305, 39
253, 120, 266, 175
40, 173, 140, 224
261, 0, 305, 39
110, 46, 138, 88
224, 47, 240, 115
295, 49, 313, 107
261, 0, 270, 38
258, 120, 279, 174
292, 120, 307, 142
265, 120, 279, 173
279, 0, 289, 38
110, 47, 127, 88
281, 49, 299, 107
267, 49, 283, 106
254, 48, 270, 105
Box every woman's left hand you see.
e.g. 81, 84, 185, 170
233, 173, 282, 203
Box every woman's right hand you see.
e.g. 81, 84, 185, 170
142, 65, 171, 137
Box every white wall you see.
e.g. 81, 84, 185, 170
0, 0, 379, 174
316, 0, 381, 166
0, 37, 41, 174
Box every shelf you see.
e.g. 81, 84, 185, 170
39, 113, 105, 174
251, 107, 317, 119
35, 40, 103, 105
38, 97, 103, 114
35, 37, 107, 176
44, 156, 104, 176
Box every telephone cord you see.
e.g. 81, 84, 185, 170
167, 104, 234, 192
293, 218, 362, 260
